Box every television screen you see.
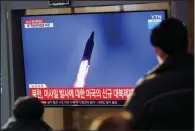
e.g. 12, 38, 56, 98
21, 10, 166, 106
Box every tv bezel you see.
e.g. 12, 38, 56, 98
11, 8, 168, 107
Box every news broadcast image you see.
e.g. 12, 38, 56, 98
21, 11, 166, 106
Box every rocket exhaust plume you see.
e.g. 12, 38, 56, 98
74, 32, 95, 88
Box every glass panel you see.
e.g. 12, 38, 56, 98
43, 108, 64, 130
124, 2, 170, 16
25, 8, 71, 15
73, 108, 122, 130
74, 6, 120, 13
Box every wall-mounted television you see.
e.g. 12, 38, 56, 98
20, 10, 167, 107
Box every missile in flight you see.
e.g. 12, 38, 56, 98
81, 31, 94, 64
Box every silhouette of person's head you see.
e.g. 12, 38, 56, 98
64, 127, 78, 131
89, 111, 133, 131
13, 96, 44, 120
151, 18, 188, 64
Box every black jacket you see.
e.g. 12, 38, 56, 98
1, 117, 53, 131
125, 53, 194, 130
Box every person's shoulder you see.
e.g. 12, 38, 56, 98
136, 74, 157, 86
124, 73, 158, 106
137, 67, 193, 99
134, 72, 159, 94
1, 117, 16, 130
135, 64, 160, 87
132, 73, 165, 103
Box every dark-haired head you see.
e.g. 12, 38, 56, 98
151, 18, 189, 63
64, 127, 78, 131
13, 96, 44, 120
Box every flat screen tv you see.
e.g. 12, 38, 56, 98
20, 10, 167, 107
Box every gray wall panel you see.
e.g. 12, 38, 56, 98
1, 1, 12, 127
171, 1, 189, 28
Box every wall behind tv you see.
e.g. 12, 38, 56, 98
1, 0, 190, 127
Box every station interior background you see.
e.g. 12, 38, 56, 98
1, 0, 194, 130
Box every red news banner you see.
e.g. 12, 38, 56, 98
24, 19, 45, 24
29, 87, 135, 101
